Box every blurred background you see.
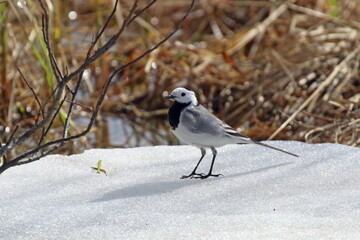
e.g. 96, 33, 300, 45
0, 0, 359, 156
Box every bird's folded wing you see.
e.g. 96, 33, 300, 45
183, 105, 251, 141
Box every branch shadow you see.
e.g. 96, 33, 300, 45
93, 162, 293, 202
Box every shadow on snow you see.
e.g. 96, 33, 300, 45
93, 162, 292, 202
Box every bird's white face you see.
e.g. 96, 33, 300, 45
165, 87, 198, 105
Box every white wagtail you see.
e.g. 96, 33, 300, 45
165, 87, 299, 179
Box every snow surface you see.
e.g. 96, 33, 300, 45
1, 141, 359, 239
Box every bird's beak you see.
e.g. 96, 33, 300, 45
165, 95, 175, 100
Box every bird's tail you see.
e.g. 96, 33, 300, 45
253, 141, 299, 157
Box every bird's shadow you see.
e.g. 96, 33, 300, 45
93, 162, 292, 202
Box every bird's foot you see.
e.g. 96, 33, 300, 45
180, 173, 204, 179
190, 173, 223, 179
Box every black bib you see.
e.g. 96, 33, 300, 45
168, 101, 191, 130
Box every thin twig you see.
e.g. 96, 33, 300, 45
86, 0, 120, 59
16, 65, 45, 121
63, 73, 83, 138
5, 125, 19, 147
64, 99, 93, 111
42, 92, 69, 141
39, 0, 63, 81
34, 80, 60, 123
16, 65, 47, 144
270, 49, 297, 86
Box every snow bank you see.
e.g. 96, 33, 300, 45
1, 141, 359, 239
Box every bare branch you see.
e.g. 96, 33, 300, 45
0, 0, 196, 174
0, 142, 65, 174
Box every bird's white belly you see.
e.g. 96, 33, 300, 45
173, 123, 232, 148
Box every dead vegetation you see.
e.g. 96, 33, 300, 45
0, 0, 359, 164
109, 0, 360, 146
151, 0, 360, 146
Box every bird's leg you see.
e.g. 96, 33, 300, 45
181, 148, 206, 179
193, 147, 223, 179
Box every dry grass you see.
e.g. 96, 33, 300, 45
1, 0, 359, 155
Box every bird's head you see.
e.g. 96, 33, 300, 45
165, 87, 198, 105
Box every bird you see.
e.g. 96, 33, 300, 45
165, 87, 299, 179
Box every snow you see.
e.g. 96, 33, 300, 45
0, 141, 359, 239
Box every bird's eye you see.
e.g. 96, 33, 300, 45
181, 92, 186, 96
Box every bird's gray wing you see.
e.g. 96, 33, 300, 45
182, 105, 250, 140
